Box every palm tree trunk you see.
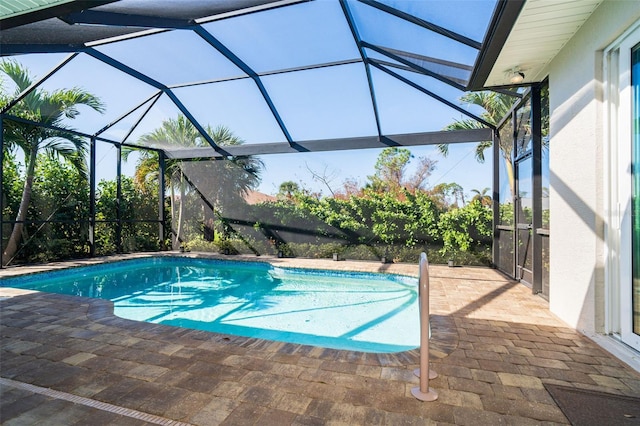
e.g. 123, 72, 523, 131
503, 154, 516, 198
3, 148, 37, 266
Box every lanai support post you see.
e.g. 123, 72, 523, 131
116, 144, 122, 253
0, 118, 4, 269
492, 129, 500, 268
158, 151, 166, 249
89, 137, 96, 257
511, 109, 518, 278
531, 84, 543, 294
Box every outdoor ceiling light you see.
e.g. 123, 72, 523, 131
508, 67, 526, 84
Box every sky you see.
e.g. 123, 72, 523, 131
2, 0, 497, 199
254, 143, 492, 197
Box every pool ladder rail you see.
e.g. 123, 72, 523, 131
411, 252, 438, 402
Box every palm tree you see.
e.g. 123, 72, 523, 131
470, 187, 492, 207
278, 181, 300, 200
129, 116, 263, 248
1, 60, 104, 265
202, 125, 263, 211
438, 91, 517, 196
133, 115, 201, 247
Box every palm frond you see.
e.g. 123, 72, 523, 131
210, 124, 242, 146
444, 118, 484, 131
139, 115, 202, 147
48, 88, 105, 119
41, 130, 89, 179
441, 91, 518, 164
436, 143, 450, 157
133, 156, 159, 189
0, 60, 33, 93
474, 141, 492, 163
0, 60, 49, 116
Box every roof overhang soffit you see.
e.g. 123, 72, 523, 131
467, 0, 526, 91
0, 0, 117, 30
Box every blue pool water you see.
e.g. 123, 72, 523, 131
1, 257, 420, 352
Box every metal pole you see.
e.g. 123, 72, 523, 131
116, 144, 122, 253
531, 84, 543, 294
492, 129, 500, 268
511, 110, 518, 278
158, 151, 166, 250
0, 117, 4, 269
411, 252, 438, 401
89, 137, 96, 257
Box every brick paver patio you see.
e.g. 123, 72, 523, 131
1, 254, 639, 425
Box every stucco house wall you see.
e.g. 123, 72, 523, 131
545, 1, 640, 333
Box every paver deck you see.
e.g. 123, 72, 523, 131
1, 253, 639, 425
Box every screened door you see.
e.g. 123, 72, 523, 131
515, 156, 533, 286
494, 86, 548, 296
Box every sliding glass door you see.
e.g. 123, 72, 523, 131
610, 27, 640, 351
629, 43, 640, 346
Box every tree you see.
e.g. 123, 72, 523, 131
1, 60, 104, 265
2, 151, 23, 222
369, 147, 411, 193
334, 177, 362, 199
24, 155, 91, 262
305, 162, 338, 196
470, 187, 492, 207
367, 147, 437, 194
206, 126, 263, 210
406, 156, 438, 191
438, 91, 516, 195
277, 181, 300, 200
130, 117, 263, 247
132, 115, 200, 247
96, 176, 159, 254
438, 200, 492, 256
429, 182, 465, 209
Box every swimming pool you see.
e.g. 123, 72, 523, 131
0, 257, 420, 353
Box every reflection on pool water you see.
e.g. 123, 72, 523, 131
1, 257, 420, 353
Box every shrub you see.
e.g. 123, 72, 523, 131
438, 200, 492, 255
